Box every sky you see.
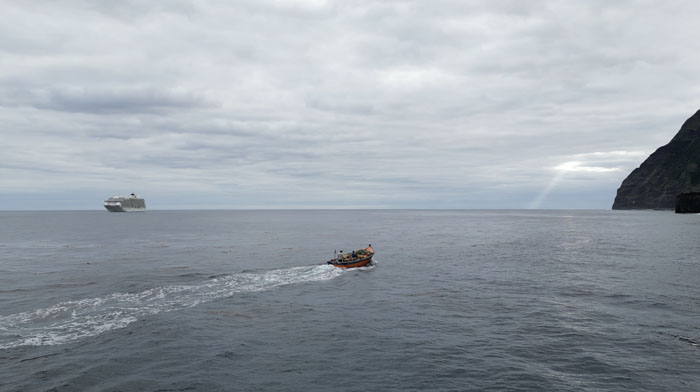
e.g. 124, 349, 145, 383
1, 0, 699, 210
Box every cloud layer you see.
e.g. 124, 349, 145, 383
2, 0, 699, 209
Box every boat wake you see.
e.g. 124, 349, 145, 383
0, 264, 344, 350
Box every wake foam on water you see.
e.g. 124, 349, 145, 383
0, 264, 344, 349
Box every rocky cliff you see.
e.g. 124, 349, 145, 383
676, 192, 700, 213
612, 109, 700, 209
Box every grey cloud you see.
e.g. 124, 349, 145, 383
305, 96, 375, 115
31, 88, 211, 114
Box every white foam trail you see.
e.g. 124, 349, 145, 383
0, 264, 345, 349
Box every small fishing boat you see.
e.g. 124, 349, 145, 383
327, 245, 375, 268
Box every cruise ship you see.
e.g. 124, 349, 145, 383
104, 193, 147, 212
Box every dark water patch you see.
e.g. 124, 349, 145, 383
669, 333, 700, 347
177, 273, 204, 279
19, 351, 61, 363
0, 287, 34, 294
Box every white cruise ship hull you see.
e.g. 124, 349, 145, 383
104, 205, 146, 212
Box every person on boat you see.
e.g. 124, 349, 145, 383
351, 251, 356, 259
366, 244, 374, 253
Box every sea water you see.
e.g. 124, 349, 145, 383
1, 210, 700, 391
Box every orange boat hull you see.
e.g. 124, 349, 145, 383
327, 246, 374, 268
329, 256, 373, 268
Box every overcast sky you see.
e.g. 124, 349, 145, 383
1, 0, 699, 210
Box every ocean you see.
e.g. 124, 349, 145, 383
1, 210, 700, 391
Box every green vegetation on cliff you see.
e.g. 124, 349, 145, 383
612, 109, 700, 209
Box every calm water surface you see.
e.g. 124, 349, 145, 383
1, 210, 700, 391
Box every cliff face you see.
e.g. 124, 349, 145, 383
676, 192, 700, 213
612, 109, 700, 209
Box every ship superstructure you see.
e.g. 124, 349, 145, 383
104, 193, 146, 212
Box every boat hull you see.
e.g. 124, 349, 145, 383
327, 255, 373, 268
104, 205, 146, 212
